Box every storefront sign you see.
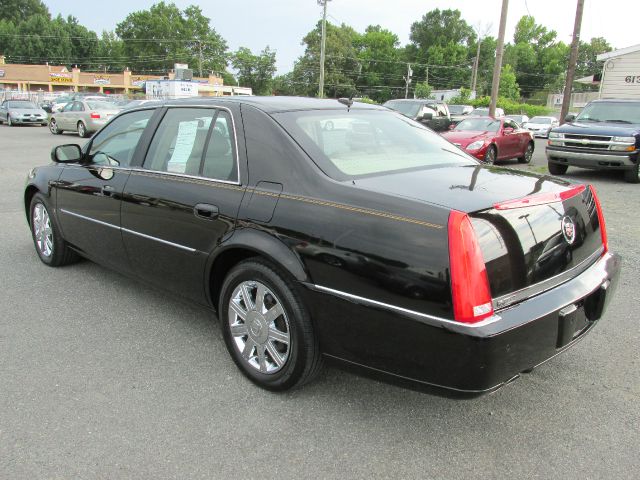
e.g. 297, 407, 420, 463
50, 73, 73, 83
0, 70, 5, 78
93, 75, 111, 85
131, 76, 146, 87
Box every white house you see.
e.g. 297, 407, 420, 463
597, 44, 640, 99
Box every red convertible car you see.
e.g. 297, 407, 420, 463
441, 116, 534, 164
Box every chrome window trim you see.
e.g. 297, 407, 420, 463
129, 168, 242, 186
140, 105, 242, 185
493, 247, 604, 310
59, 208, 196, 253
309, 284, 502, 329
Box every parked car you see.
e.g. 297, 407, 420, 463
441, 116, 534, 164
525, 116, 559, 138
547, 99, 640, 183
506, 114, 530, 125
121, 99, 156, 110
469, 107, 505, 117
383, 99, 451, 131
25, 97, 620, 393
448, 104, 474, 125
48, 99, 121, 137
0, 100, 48, 126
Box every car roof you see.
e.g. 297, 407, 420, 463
154, 96, 386, 113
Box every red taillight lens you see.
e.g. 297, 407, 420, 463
90, 112, 101, 119
589, 185, 608, 253
494, 184, 586, 210
448, 210, 494, 323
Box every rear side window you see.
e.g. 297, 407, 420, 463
88, 109, 153, 167
143, 107, 238, 182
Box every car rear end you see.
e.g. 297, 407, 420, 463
441, 183, 620, 391
84, 101, 121, 132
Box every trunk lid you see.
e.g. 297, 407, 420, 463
354, 165, 604, 305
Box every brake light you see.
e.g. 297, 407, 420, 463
90, 112, 101, 119
448, 210, 494, 323
493, 184, 586, 210
589, 185, 608, 253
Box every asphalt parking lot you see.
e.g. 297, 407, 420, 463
1, 125, 638, 479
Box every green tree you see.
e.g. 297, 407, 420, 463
231, 46, 277, 95
95, 31, 126, 71
0, 0, 49, 24
115, 2, 227, 74
499, 64, 520, 100
414, 81, 433, 99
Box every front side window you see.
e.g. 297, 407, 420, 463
275, 110, 473, 179
71, 102, 84, 112
143, 107, 238, 181
88, 109, 154, 167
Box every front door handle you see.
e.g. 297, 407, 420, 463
194, 203, 219, 220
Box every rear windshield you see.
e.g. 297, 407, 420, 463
274, 109, 474, 180
529, 117, 552, 124
87, 101, 118, 110
448, 105, 466, 114
383, 101, 421, 118
7, 101, 37, 109
455, 118, 501, 132
576, 102, 640, 124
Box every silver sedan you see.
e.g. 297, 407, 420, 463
48, 100, 121, 137
0, 100, 48, 126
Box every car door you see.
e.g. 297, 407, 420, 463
121, 105, 247, 304
499, 119, 520, 158
56, 102, 74, 129
54, 108, 156, 273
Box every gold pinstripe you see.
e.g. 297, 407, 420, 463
130, 170, 444, 230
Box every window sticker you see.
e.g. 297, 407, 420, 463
167, 120, 199, 173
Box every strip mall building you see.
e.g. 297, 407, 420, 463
0, 56, 251, 96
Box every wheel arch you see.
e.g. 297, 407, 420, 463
205, 228, 310, 310
24, 185, 40, 221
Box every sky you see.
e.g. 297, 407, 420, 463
44, 0, 638, 74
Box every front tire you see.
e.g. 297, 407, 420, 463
49, 119, 62, 135
7, 116, 13, 126
518, 142, 534, 163
29, 193, 78, 267
623, 164, 640, 184
219, 259, 322, 391
548, 162, 568, 175
484, 145, 497, 164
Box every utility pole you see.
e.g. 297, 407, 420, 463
471, 23, 492, 95
560, 0, 585, 124
318, 0, 331, 98
404, 63, 413, 98
198, 41, 203, 78
489, 0, 509, 117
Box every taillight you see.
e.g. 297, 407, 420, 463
90, 112, 101, 119
448, 210, 494, 323
493, 184, 586, 210
589, 185, 608, 253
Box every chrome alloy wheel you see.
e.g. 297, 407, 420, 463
524, 143, 533, 162
49, 120, 58, 134
32, 203, 53, 257
228, 280, 290, 374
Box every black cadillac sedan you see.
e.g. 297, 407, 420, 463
24, 97, 621, 393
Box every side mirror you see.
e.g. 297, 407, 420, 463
51, 144, 82, 163
564, 113, 576, 123
419, 112, 433, 122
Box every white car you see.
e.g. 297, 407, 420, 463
524, 116, 559, 138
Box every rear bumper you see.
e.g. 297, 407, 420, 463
305, 251, 621, 393
86, 118, 109, 132
547, 146, 639, 170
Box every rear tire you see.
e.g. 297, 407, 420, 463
623, 164, 639, 184
548, 162, 568, 175
219, 259, 322, 391
29, 193, 78, 267
518, 142, 534, 164
77, 121, 89, 138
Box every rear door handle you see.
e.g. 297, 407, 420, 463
194, 203, 219, 220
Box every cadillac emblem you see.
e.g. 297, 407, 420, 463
561, 216, 576, 244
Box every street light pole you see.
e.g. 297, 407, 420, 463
560, 0, 585, 124
489, 0, 509, 117
318, 0, 331, 98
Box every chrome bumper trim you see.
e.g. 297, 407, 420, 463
546, 148, 636, 164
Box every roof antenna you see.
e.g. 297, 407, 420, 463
338, 97, 353, 111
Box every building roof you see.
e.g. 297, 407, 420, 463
597, 44, 640, 61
